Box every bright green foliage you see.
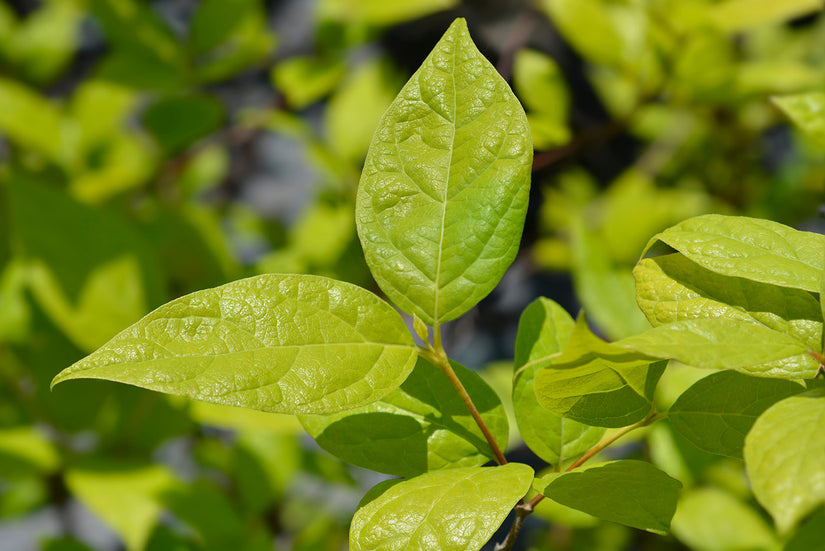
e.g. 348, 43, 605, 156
513, 49, 570, 149
645, 214, 825, 293
707, 0, 823, 33
52, 274, 418, 414
65, 461, 178, 551
349, 463, 533, 551
773, 93, 825, 151
635, 253, 823, 352
513, 298, 605, 463
0, 426, 60, 479
744, 389, 825, 534
668, 370, 803, 458
356, 18, 533, 326
618, 318, 820, 379
300, 358, 508, 477
534, 316, 664, 427
540, 460, 682, 534
671, 488, 778, 551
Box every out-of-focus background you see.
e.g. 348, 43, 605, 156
1, 0, 824, 550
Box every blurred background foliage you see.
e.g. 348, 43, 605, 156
1, 0, 824, 550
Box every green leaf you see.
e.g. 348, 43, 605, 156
189, 0, 259, 53
301, 357, 507, 477
618, 318, 820, 379
272, 55, 346, 109
645, 214, 825, 293
52, 274, 418, 415
785, 508, 825, 551
142, 94, 224, 157
514, 298, 605, 463
0, 78, 68, 165
513, 49, 570, 149
539, 460, 682, 534
356, 18, 533, 325
744, 389, 825, 534
774, 92, 825, 152
7, 173, 164, 352
671, 488, 778, 551
707, 0, 823, 34
634, 253, 823, 352
317, 0, 459, 25
66, 460, 178, 551
349, 463, 533, 551
0, 426, 60, 479
669, 370, 803, 458
534, 316, 665, 428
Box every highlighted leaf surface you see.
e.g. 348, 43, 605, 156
350, 463, 533, 551
356, 18, 532, 325
645, 214, 825, 293
300, 358, 508, 477
52, 274, 418, 415
745, 389, 825, 534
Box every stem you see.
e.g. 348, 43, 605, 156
494, 501, 533, 551
809, 350, 825, 366
566, 411, 662, 472
425, 325, 508, 466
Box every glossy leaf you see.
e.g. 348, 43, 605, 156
534, 316, 664, 428
744, 389, 825, 534
300, 357, 508, 477
618, 318, 820, 379
349, 463, 533, 551
52, 274, 418, 415
540, 460, 681, 534
774, 92, 825, 152
634, 253, 823, 352
671, 488, 778, 551
513, 298, 604, 463
669, 370, 803, 458
645, 214, 825, 293
356, 18, 532, 325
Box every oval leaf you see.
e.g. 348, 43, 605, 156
300, 357, 508, 478
356, 18, 532, 325
744, 389, 825, 534
618, 318, 819, 379
350, 463, 534, 551
534, 316, 665, 428
669, 370, 803, 458
539, 460, 682, 534
51, 274, 418, 415
634, 253, 823, 352
514, 298, 604, 463
645, 214, 825, 293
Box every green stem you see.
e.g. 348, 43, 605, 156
422, 325, 508, 466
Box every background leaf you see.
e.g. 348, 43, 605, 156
300, 357, 508, 477
349, 463, 534, 551
773, 92, 825, 151
668, 370, 804, 458
744, 389, 825, 534
356, 18, 532, 325
52, 274, 418, 415
540, 460, 682, 534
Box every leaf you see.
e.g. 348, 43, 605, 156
356, 18, 533, 326
349, 463, 533, 551
618, 318, 820, 379
513, 298, 604, 463
707, 0, 823, 34
0, 426, 60, 479
317, 0, 459, 25
301, 357, 507, 477
539, 460, 682, 534
513, 49, 570, 149
744, 389, 825, 534
7, 173, 164, 352
66, 460, 178, 551
668, 370, 803, 458
671, 488, 778, 551
645, 214, 825, 293
774, 92, 825, 152
0, 78, 68, 165
142, 94, 224, 157
534, 316, 665, 428
272, 55, 346, 109
52, 274, 418, 415
634, 253, 823, 352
